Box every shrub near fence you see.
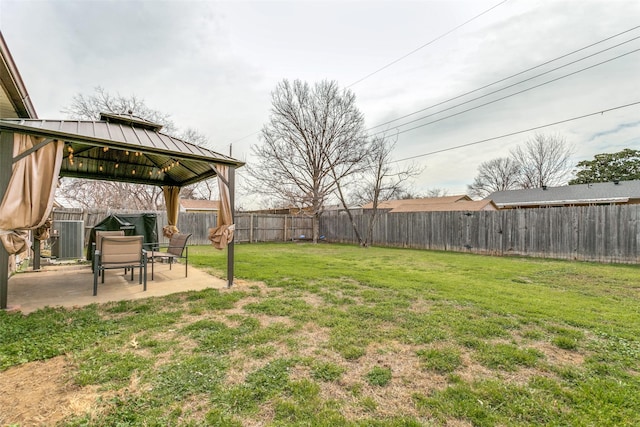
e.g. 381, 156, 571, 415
319, 205, 640, 264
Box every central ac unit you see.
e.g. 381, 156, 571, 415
52, 220, 85, 259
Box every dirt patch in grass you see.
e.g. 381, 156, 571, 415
175, 394, 212, 423
0, 356, 100, 426
531, 341, 585, 365
300, 291, 325, 307
223, 346, 292, 387
226, 295, 262, 315
455, 351, 498, 383
324, 342, 448, 421
239, 403, 277, 427
254, 313, 296, 328
292, 323, 332, 356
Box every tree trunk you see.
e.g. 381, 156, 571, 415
332, 174, 364, 246
312, 213, 320, 243
364, 210, 379, 247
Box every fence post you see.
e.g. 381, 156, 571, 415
283, 215, 287, 242
249, 213, 254, 243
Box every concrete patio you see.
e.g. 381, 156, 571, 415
6, 261, 227, 314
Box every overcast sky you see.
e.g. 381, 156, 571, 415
2, 0, 639, 203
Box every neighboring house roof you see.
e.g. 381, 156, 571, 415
486, 180, 640, 208
390, 199, 497, 213
180, 199, 220, 211
362, 195, 496, 212
362, 195, 470, 210
0, 31, 37, 118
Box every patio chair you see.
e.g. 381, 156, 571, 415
148, 233, 192, 280
93, 235, 147, 296
92, 230, 125, 273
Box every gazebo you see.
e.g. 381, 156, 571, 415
0, 113, 244, 310
0, 33, 244, 310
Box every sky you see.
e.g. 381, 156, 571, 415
1, 0, 639, 206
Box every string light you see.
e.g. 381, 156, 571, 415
115, 163, 119, 169
132, 169, 136, 175
99, 165, 103, 171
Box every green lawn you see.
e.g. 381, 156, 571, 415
2, 243, 639, 426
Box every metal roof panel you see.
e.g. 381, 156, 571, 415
0, 118, 244, 187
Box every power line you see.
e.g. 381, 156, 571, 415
391, 101, 640, 163
226, 130, 260, 145
368, 26, 640, 131
223, 2, 509, 148
347, 0, 510, 88
372, 48, 640, 138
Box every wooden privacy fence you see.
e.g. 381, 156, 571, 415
235, 214, 314, 243
54, 205, 640, 263
319, 205, 640, 264
52, 209, 314, 247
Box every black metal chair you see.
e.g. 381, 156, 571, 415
148, 233, 192, 280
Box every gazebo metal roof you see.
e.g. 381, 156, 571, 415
0, 112, 244, 187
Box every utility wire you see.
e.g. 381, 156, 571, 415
347, 0, 510, 88
372, 48, 640, 138
224, 2, 509, 148
392, 101, 640, 163
227, 130, 261, 145
368, 26, 640, 131
224, 20, 638, 152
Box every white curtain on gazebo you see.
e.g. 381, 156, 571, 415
208, 164, 234, 250
0, 134, 63, 255
162, 185, 181, 238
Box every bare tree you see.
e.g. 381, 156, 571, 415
468, 134, 573, 198
342, 135, 421, 247
248, 79, 368, 242
62, 86, 178, 134
58, 87, 213, 209
468, 157, 520, 199
511, 133, 573, 189
57, 180, 165, 210
396, 190, 425, 199
177, 128, 219, 200
425, 188, 449, 198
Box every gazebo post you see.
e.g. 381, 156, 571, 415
32, 235, 41, 271
227, 166, 236, 288
227, 165, 235, 288
0, 131, 14, 309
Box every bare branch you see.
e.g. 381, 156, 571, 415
511, 133, 574, 188
468, 157, 520, 199
57, 87, 212, 210
246, 79, 367, 242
